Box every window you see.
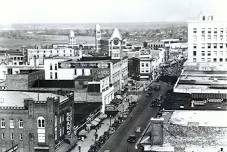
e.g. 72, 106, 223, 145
141, 63, 144, 67
82, 69, 85, 75
214, 28, 217, 34
213, 58, 217, 62
207, 58, 211, 62
208, 28, 211, 34
193, 58, 196, 62
220, 28, 224, 34
201, 51, 205, 56
37, 117, 45, 143
193, 44, 197, 49
1, 119, 5, 128
146, 63, 149, 67
201, 28, 205, 34
74, 69, 77, 75
201, 43, 205, 49
214, 51, 217, 56
11, 133, 14, 140
38, 117, 45, 128
50, 64, 52, 70
55, 72, 57, 79
193, 51, 197, 56
220, 51, 224, 56
220, 58, 223, 62
146, 70, 149, 73
50, 72, 53, 79
10, 119, 14, 128
54, 64, 57, 70
202, 16, 205, 21
207, 43, 211, 49
214, 35, 217, 40
208, 35, 211, 40
19, 133, 23, 140
201, 58, 205, 62
214, 43, 217, 48
220, 35, 223, 40
193, 28, 197, 33
19, 120, 23, 128
220, 43, 223, 48
226, 58, 227, 62
207, 51, 211, 56
1, 133, 4, 139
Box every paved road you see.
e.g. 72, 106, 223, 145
99, 81, 171, 152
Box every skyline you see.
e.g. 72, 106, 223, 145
0, 0, 226, 24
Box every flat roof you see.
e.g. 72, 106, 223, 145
0, 91, 67, 107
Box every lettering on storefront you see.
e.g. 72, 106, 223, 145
207, 98, 223, 103
66, 111, 72, 136
70, 62, 110, 68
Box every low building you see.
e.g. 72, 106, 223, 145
6, 69, 45, 90
0, 91, 75, 152
174, 62, 227, 101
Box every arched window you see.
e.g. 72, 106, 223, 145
37, 117, 45, 128
37, 116, 45, 143
19, 120, 23, 128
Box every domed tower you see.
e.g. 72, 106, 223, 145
95, 24, 101, 53
109, 28, 122, 59
69, 30, 76, 46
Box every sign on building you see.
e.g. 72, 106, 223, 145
66, 111, 72, 138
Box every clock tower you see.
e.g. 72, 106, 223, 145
109, 28, 122, 60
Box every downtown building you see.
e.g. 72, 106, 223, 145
174, 15, 227, 103
0, 91, 75, 152
44, 28, 128, 94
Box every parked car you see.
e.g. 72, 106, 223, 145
127, 134, 137, 143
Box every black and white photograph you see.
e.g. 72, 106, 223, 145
0, 0, 227, 151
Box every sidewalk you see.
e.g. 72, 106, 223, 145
71, 95, 139, 152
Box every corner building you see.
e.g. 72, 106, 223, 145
0, 91, 75, 152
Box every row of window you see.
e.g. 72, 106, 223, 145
193, 50, 226, 56
1, 119, 23, 129
33, 53, 73, 59
192, 58, 227, 62
193, 43, 227, 49
37, 50, 73, 53
193, 35, 226, 41
193, 28, 227, 34
50, 72, 58, 79
50, 64, 58, 70
1, 132, 23, 140
141, 63, 149, 67
1, 117, 45, 129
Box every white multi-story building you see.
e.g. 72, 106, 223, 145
139, 49, 160, 80
44, 56, 128, 93
174, 15, 227, 101
188, 15, 227, 63
27, 47, 82, 66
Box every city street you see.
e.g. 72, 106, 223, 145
99, 81, 172, 152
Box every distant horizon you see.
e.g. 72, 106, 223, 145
0, 21, 187, 25
1, 0, 225, 25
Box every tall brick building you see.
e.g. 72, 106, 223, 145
0, 91, 75, 152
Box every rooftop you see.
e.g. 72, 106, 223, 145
0, 91, 67, 107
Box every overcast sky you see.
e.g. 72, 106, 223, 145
0, 0, 226, 24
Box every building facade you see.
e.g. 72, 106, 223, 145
174, 15, 227, 104
188, 15, 227, 63
0, 91, 75, 152
44, 56, 128, 93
